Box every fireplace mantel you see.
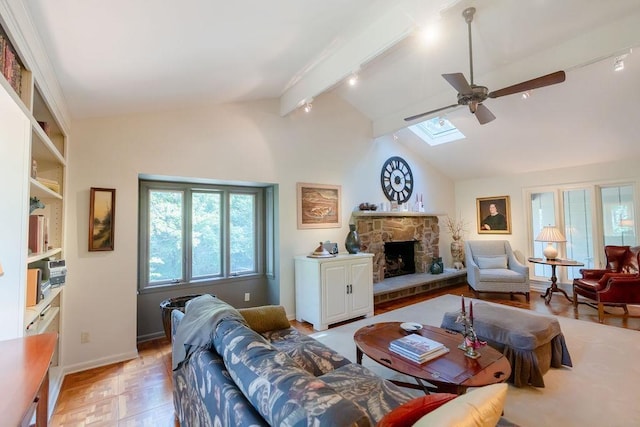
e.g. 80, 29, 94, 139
351, 211, 445, 218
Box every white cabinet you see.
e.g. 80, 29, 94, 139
294, 254, 374, 331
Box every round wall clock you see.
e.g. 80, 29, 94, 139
380, 156, 414, 203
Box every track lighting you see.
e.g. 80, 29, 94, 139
521, 91, 531, 99
303, 102, 313, 113
614, 56, 625, 72
348, 73, 359, 86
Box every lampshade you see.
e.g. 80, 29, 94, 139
535, 226, 566, 260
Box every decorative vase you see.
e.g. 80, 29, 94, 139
345, 224, 361, 254
451, 238, 464, 263
429, 257, 443, 274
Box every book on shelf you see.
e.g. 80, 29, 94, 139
389, 344, 450, 363
1, 32, 21, 95
389, 333, 446, 358
28, 214, 48, 254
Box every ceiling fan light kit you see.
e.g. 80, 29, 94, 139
405, 7, 566, 125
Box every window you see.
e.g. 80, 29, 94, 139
601, 185, 636, 246
139, 179, 265, 290
562, 188, 594, 279
408, 116, 465, 146
526, 182, 636, 282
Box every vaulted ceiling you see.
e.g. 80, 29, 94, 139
25, 0, 640, 180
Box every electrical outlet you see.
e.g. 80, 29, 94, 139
80, 331, 90, 344
244, 293, 250, 302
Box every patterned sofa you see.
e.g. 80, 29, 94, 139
171, 295, 510, 427
171, 295, 414, 426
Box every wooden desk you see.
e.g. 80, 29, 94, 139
528, 257, 584, 304
0, 333, 57, 427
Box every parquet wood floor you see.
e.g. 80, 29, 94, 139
51, 283, 639, 426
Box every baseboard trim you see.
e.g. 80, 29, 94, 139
63, 349, 139, 376
137, 331, 165, 343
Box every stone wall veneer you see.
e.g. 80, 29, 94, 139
352, 213, 440, 283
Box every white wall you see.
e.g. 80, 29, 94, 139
454, 159, 640, 260
63, 92, 455, 371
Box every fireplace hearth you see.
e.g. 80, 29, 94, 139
384, 241, 416, 278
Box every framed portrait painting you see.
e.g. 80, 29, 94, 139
297, 183, 341, 229
476, 195, 511, 234
89, 187, 115, 251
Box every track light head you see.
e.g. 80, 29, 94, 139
303, 102, 312, 113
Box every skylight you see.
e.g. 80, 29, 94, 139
408, 117, 465, 146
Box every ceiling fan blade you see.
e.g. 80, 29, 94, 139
404, 104, 459, 122
442, 73, 473, 94
474, 103, 495, 124
488, 70, 566, 99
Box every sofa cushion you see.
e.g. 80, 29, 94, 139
479, 269, 527, 283
476, 255, 508, 269
413, 384, 508, 427
238, 305, 291, 333
376, 393, 457, 427
263, 327, 351, 376
319, 363, 413, 424
213, 318, 369, 426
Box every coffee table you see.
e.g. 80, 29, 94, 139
354, 322, 511, 395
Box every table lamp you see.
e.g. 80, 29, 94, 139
535, 226, 566, 260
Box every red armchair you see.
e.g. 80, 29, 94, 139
572, 245, 640, 322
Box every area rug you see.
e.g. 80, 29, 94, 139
310, 294, 640, 426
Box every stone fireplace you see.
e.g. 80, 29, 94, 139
352, 212, 440, 283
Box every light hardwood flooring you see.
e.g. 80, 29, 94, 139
50, 283, 639, 426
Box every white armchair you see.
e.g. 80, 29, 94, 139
465, 240, 530, 302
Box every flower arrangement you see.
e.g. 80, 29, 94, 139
444, 215, 466, 241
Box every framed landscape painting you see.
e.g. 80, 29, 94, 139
476, 195, 511, 234
297, 183, 341, 229
89, 187, 116, 251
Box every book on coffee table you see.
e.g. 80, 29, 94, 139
389, 334, 448, 363
389, 344, 450, 363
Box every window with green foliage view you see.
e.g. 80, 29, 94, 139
139, 180, 263, 290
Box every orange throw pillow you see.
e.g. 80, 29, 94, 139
377, 393, 458, 427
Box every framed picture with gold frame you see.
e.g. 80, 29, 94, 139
89, 187, 116, 251
476, 195, 511, 234
297, 183, 341, 229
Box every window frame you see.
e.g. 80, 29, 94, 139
524, 179, 638, 283
138, 179, 265, 292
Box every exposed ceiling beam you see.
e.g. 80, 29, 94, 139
279, 0, 461, 117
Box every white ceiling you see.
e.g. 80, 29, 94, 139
25, 0, 640, 180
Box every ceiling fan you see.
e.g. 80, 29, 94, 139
404, 7, 566, 125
